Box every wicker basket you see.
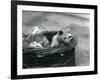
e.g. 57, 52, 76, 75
23, 31, 77, 68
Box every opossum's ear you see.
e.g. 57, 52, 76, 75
58, 30, 63, 35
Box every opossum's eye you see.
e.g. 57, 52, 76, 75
64, 37, 66, 39
68, 36, 72, 39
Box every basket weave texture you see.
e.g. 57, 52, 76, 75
23, 31, 77, 68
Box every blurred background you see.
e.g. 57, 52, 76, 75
22, 11, 90, 66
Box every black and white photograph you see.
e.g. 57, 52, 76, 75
22, 11, 89, 68
11, 1, 97, 79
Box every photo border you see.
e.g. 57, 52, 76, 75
11, 0, 97, 79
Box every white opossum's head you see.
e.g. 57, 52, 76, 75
63, 33, 73, 42
32, 26, 42, 35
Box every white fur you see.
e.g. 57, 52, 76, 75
51, 33, 59, 47
29, 41, 43, 48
